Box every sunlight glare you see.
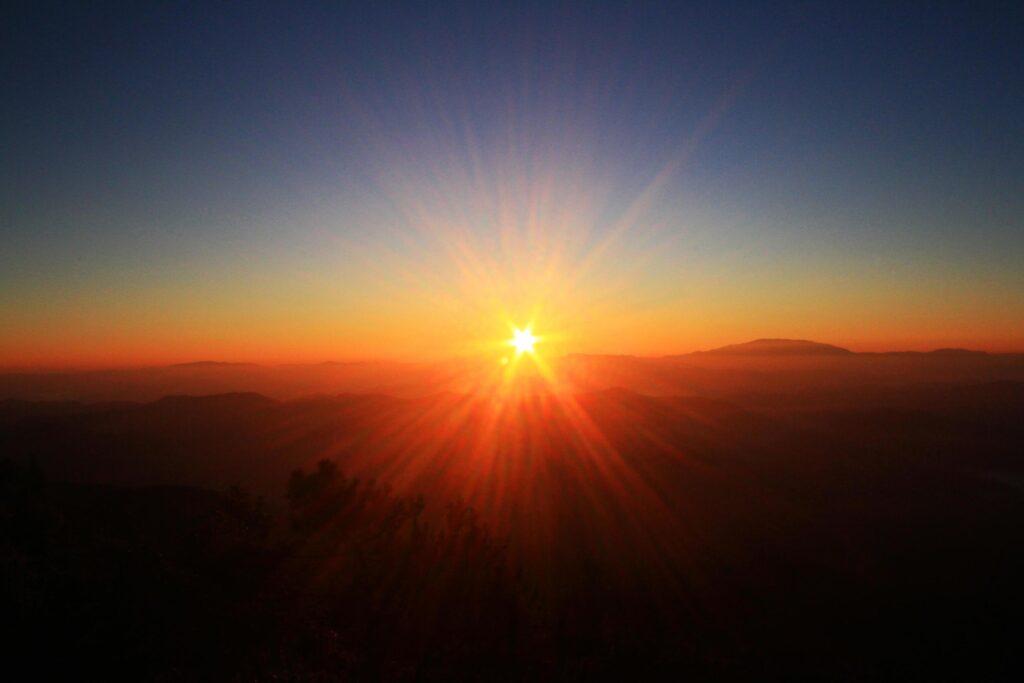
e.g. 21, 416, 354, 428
510, 327, 538, 355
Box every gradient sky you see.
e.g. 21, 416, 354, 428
2, 1, 1023, 367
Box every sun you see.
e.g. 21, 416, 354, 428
510, 327, 538, 355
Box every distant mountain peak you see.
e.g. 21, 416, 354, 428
701, 339, 853, 356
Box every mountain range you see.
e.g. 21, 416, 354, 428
3, 339, 1023, 403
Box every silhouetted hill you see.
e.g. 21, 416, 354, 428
6, 376, 1024, 679
925, 347, 989, 357
170, 360, 260, 367
3, 381, 1022, 502
698, 338, 853, 356
3, 379, 1022, 679
3, 341, 1024, 402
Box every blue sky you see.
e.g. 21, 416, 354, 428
2, 1, 1022, 364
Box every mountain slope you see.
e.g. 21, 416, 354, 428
699, 338, 853, 356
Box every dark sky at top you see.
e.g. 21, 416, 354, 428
2, 1, 1022, 362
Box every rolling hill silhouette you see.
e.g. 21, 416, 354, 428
3, 339, 1023, 402
697, 338, 854, 356
3, 345, 1023, 679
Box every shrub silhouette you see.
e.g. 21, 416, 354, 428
275, 460, 527, 679
4, 450, 1022, 681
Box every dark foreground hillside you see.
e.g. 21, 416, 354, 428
2, 384, 1024, 680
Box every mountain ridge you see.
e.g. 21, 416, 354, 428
697, 338, 854, 356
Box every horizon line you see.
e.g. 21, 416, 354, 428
3, 338, 1024, 373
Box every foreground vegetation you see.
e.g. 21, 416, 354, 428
3, 449, 1022, 681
